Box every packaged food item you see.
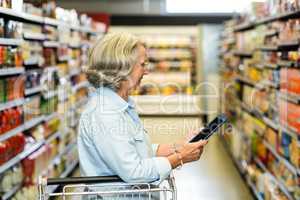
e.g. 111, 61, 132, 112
280, 68, 300, 95
0, 18, 4, 38
14, 47, 23, 67
23, 2, 43, 16
42, 0, 56, 18
23, 95, 41, 121
0, 0, 12, 8
5, 76, 25, 100
40, 96, 58, 115
5, 20, 22, 39
0, 79, 5, 103
0, 164, 23, 195
25, 69, 42, 89
43, 48, 56, 66
0, 106, 23, 135
0, 133, 25, 165
279, 99, 300, 132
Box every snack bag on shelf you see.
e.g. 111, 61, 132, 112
279, 99, 300, 133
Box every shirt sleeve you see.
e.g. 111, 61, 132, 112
90, 112, 172, 183
152, 144, 159, 155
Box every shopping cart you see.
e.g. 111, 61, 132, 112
38, 174, 177, 200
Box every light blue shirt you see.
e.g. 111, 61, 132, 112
77, 87, 172, 183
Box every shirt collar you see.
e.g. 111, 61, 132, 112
94, 87, 134, 112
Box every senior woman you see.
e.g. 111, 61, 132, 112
78, 32, 207, 188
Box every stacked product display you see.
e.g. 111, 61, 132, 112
0, 1, 106, 199
220, 1, 300, 200
132, 34, 196, 95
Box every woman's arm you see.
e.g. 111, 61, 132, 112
155, 143, 182, 157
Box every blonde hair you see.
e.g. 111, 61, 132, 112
86, 32, 143, 90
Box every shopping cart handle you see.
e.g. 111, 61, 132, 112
46, 176, 123, 185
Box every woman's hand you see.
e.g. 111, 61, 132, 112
167, 140, 207, 169
178, 140, 207, 164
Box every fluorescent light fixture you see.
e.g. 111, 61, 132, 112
166, 0, 266, 13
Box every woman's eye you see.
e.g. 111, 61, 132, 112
141, 61, 149, 67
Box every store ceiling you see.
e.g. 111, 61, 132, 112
56, 0, 233, 25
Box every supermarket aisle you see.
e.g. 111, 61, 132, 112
173, 136, 254, 200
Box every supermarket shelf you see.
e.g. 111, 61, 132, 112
44, 66, 58, 73
44, 17, 61, 26
47, 160, 79, 194
0, 141, 44, 174
262, 80, 279, 89
262, 63, 279, 69
254, 157, 267, 172
0, 38, 23, 46
23, 115, 45, 130
234, 10, 300, 32
43, 41, 60, 48
0, 67, 25, 76
148, 57, 193, 62
0, 8, 102, 34
233, 22, 254, 32
235, 75, 264, 90
25, 85, 42, 96
257, 45, 278, 51
40, 142, 76, 179
280, 123, 299, 140
21, 12, 44, 24
0, 98, 25, 112
233, 50, 253, 57
246, 176, 264, 200
254, 157, 295, 200
221, 132, 264, 200
80, 26, 99, 34
23, 32, 46, 41
2, 182, 22, 200
257, 10, 300, 25
44, 112, 59, 122
240, 103, 280, 131
277, 40, 299, 50
61, 142, 77, 157
278, 91, 300, 104
81, 40, 92, 47
263, 140, 298, 175
68, 68, 81, 77
60, 160, 78, 178
69, 43, 81, 48
0, 7, 43, 24
71, 97, 88, 110
43, 90, 58, 99
23, 57, 41, 66
69, 118, 78, 128
58, 55, 70, 62
0, 123, 25, 143
35, 143, 77, 196
277, 60, 294, 67
141, 71, 191, 86
45, 131, 61, 144
72, 81, 89, 93
262, 116, 279, 131
265, 30, 278, 37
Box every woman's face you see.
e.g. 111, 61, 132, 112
127, 44, 149, 90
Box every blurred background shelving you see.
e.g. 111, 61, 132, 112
219, 1, 300, 199
0, 1, 106, 199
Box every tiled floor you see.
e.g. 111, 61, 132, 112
173, 136, 254, 200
